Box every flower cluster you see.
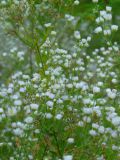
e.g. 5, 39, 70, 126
0, 0, 120, 160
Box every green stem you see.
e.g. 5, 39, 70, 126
53, 131, 63, 159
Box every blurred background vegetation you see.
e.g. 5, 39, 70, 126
0, 0, 119, 83
0, 0, 120, 53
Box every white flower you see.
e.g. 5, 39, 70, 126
28, 155, 33, 160
112, 79, 117, 84
46, 101, 54, 108
0, 108, 3, 113
98, 126, 105, 134
7, 88, 13, 94
24, 117, 33, 124
30, 103, 39, 110
111, 25, 118, 31
83, 108, 92, 114
44, 23, 51, 28
104, 13, 112, 21
14, 100, 22, 106
19, 87, 26, 92
89, 130, 97, 136
74, 31, 81, 39
106, 6, 112, 12
112, 145, 118, 151
100, 11, 107, 17
46, 92, 55, 99
92, 123, 99, 129
65, 14, 74, 21
107, 89, 117, 99
51, 31, 56, 35
7, 107, 17, 116
97, 82, 103, 86
83, 116, 91, 123
92, 0, 98, 3
103, 29, 111, 36
55, 114, 63, 120
66, 84, 73, 89
87, 36, 91, 41
74, 0, 79, 5
63, 155, 73, 160
93, 86, 100, 93
17, 122, 24, 129
1, 1, 6, 5
78, 121, 84, 127
13, 128, 23, 136
17, 51, 24, 58
9, 156, 14, 160
34, 129, 40, 134
113, 46, 119, 52
83, 98, 91, 104
111, 131, 117, 138
112, 117, 120, 126
94, 27, 102, 34
97, 155, 105, 160
67, 138, 74, 144
45, 113, 53, 119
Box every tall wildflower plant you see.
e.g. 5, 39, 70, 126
0, 0, 120, 160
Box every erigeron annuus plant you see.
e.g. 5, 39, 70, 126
0, 0, 120, 160
0, 0, 79, 76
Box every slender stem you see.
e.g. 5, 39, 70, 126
29, 50, 33, 77
35, 43, 45, 75
53, 131, 62, 159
